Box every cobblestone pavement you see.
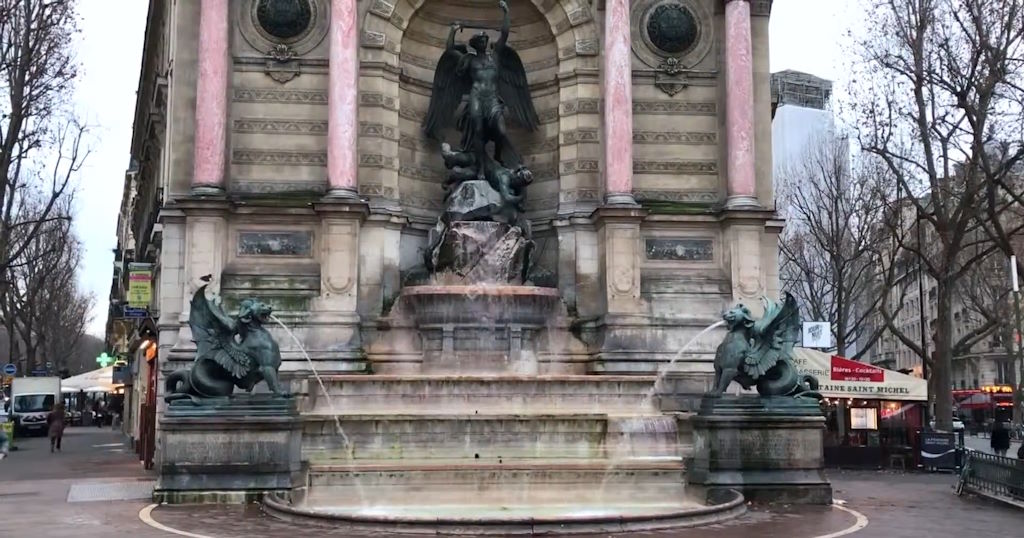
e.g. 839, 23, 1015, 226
2, 428, 1022, 537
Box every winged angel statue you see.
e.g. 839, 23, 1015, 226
422, 0, 538, 184
165, 283, 290, 405
709, 293, 822, 399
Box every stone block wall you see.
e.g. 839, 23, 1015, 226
152, 0, 784, 391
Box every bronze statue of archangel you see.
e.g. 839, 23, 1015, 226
422, 0, 538, 184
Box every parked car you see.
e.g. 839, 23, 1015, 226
929, 416, 965, 431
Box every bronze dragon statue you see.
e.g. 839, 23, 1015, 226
709, 293, 821, 399
165, 283, 291, 405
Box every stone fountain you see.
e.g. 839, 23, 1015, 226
150, 0, 830, 533
265, 3, 747, 531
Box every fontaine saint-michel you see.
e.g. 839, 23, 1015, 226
125, 0, 819, 531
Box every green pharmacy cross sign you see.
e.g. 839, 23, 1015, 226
96, 353, 115, 367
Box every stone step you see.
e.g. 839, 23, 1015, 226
301, 412, 691, 463
298, 459, 687, 507
304, 375, 660, 415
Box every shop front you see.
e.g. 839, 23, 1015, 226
953, 386, 1015, 432
793, 349, 928, 468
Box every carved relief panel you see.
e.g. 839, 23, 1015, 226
235, 0, 330, 84
630, 0, 715, 96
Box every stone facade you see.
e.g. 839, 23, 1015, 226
116, 0, 781, 470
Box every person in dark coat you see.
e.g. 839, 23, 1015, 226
990, 421, 1011, 457
46, 403, 65, 453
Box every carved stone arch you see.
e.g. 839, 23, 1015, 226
355, 0, 602, 222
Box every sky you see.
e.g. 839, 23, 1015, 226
71, 0, 854, 336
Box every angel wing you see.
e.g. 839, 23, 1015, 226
422, 44, 470, 140
494, 44, 539, 131
744, 293, 802, 379
188, 285, 252, 380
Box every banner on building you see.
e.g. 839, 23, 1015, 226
791, 348, 928, 401
127, 263, 152, 308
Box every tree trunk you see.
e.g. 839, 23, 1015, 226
934, 280, 954, 430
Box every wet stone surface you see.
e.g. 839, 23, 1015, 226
149, 470, 1024, 538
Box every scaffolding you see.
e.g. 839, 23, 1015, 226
771, 70, 833, 111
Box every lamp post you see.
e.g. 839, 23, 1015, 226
1011, 256, 1024, 425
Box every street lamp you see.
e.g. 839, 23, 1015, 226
1010, 255, 1023, 424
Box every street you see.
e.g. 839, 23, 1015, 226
964, 433, 1023, 457
1, 427, 1022, 537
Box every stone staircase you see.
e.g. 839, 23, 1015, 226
293, 375, 694, 511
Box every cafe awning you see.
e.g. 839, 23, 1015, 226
61, 366, 121, 393
792, 348, 928, 402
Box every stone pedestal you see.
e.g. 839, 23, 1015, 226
155, 396, 302, 503
687, 395, 832, 505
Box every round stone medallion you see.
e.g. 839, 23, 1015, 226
645, 3, 698, 55
256, 0, 313, 40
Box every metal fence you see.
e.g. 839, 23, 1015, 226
959, 449, 1024, 507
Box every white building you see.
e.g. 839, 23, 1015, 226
770, 70, 838, 200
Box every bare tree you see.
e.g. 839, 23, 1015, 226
778, 137, 888, 358
0, 0, 86, 277
854, 0, 1024, 429
2, 193, 90, 373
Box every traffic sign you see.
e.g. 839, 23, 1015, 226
123, 307, 147, 318
2, 363, 15, 376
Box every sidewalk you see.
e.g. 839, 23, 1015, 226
0, 426, 162, 538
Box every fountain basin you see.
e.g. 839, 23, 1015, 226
263, 481, 744, 534
388, 285, 565, 375
399, 284, 561, 326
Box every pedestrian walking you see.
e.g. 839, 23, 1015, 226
46, 403, 66, 453
990, 421, 1010, 457
0, 425, 9, 461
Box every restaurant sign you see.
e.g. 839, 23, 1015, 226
792, 348, 927, 401
127, 263, 152, 308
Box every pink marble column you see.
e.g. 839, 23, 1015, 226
602, 0, 637, 206
326, 0, 360, 198
724, 0, 758, 208
191, 0, 230, 194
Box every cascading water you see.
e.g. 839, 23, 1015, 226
270, 314, 352, 449
644, 319, 727, 403
270, 315, 371, 507
598, 319, 727, 500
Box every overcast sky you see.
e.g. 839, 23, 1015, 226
72, 0, 853, 336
